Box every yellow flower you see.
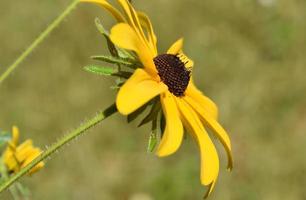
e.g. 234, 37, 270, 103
3, 126, 44, 175
82, 0, 233, 196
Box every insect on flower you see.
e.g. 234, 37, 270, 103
82, 0, 233, 197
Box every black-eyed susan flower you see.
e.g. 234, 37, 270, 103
3, 126, 44, 175
82, 0, 233, 196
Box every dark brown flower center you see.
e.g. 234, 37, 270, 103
153, 54, 191, 97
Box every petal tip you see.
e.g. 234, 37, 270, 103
203, 181, 216, 199
227, 153, 234, 171
227, 163, 233, 171
115, 101, 129, 116
155, 148, 176, 157
155, 151, 167, 157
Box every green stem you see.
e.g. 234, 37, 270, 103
0, 160, 20, 200
0, 0, 80, 85
0, 104, 117, 192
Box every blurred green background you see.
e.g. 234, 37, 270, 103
1, 0, 306, 199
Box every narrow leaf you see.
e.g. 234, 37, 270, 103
127, 102, 149, 123
84, 65, 115, 76
95, 18, 118, 57
138, 101, 161, 127
112, 71, 133, 79
159, 112, 166, 137
91, 55, 135, 66
147, 131, 157, 153
147, 119, 157, 153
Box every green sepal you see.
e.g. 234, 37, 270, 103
159, 112, 166, 137
112, 71, 133, 79
147, 132, 158, 153
84, 65, 115, 76
126, 96, 160, 123
84, 65, 133, 80
95, 18, 118, 57
138, 101, 161, 127
117, 48, 137, 60
127, 101, 150, 123
91, 55, 137, 68
110, 78, 125, 90
95, 18, 136, 60
147, 119, 158, 153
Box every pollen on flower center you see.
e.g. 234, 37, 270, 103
153, 54, 191, 97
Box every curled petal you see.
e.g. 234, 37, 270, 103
184, 95, 233, 170
116, 0, 150, 50
81, 0, 125, 22
138, 12, 158, 55
176, 98, 219, 194
156, 92, 184, 157
116, 69, 167, 115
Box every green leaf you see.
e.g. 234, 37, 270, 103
95, 18, 137, 61
117, 48, 137, 60
159, 112, 166, 137
95, 18, 118, 57
127, 103, 148, 123
84, 65, 115, 76
138, 101, 161, 127
91, 55, 135, 66
147, 119, 158, 153
126, 97, 159, 123
112, 71, 133, 79
147, 131, 157, 153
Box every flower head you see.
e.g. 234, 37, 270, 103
3, 126, 44, 175
82, 0, 233, 197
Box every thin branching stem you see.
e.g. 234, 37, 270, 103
0, 104, 117, 192
0, 0, 80, 85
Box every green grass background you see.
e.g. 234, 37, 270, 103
1, 0, 306, 199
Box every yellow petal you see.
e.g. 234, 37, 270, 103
3, 150, 19, 172
20, 148, 44, 175
137, 12, 158, 55
28, 161, 44, 175
16, 140, 34, 162
116, 0, 138, 28
177, 53, 194, 69
185, 81, 218, 119
167, 38, 184, 54
116, 0, 149, 47
110, 23, 157, 75
167, 39, 194, 68
116, 69, 167, 115
156, 92, 184, 157
176, 99, 219, 191
81, 0, 125, 22
12, 126, 20, 146
184, 95, 233, 170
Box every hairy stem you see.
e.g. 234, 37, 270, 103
0, 104, 117, 192
0, 0, 80, 85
